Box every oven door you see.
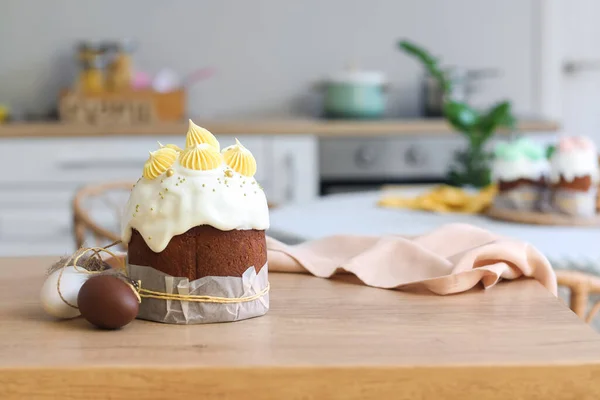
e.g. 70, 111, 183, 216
319, 136, 459, 195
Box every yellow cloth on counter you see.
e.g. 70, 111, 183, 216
378, 184, 498, 214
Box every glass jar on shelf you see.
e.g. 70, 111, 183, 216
103, 39, 136, 92
76, 42, 106, 94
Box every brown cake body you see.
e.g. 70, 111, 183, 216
128, 225, 267, 280
498, 177, 546, 191
551, 175, 593, 192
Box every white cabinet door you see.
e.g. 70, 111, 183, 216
268, 135, 319, 206
538, 1, 600, 146
561, 1, 600, 145
0, 136, 267, 184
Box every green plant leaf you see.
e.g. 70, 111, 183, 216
398, 40, 451, 93
478, 101, 515, 141
446, 168, 465, 187
443, 101, 480, 134
398, 40, 440, 70
546, 144, 556, 159
446, 147, 492, 188
446, 163, 491, 188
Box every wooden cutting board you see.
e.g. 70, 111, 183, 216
487, 206, 600, 226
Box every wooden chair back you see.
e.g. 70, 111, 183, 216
556, 270, 600, 324
72, 182, 133, 249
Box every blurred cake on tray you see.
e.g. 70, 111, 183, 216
487, 135, 600, 225
550, 136, 599, 217
491, 137, 550, 211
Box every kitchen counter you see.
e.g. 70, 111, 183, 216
1, 256, 600, 399
0, 118, 558, 138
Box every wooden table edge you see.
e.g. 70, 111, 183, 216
2, 364, 600, 399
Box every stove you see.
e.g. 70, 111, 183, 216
319, 135, 464, 195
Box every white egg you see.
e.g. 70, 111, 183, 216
40, 266, 90, 319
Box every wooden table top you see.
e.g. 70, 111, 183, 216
1, 256, 599, 399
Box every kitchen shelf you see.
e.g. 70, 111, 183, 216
0, 118, 559, 139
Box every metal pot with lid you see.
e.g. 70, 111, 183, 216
320, 68, 387, 119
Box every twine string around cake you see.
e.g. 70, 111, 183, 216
55, 241, 269, 308
137, 283, 270, 303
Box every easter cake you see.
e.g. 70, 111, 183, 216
549, 136, 599, 217
121, 120, 270, 324
491, 137, 550, 211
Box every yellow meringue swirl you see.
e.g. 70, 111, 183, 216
143, 147, 178, 180
185, 119, 220, 151
180, 143, 222, 171
221, 138, 257, 177
158, 141, 183, 152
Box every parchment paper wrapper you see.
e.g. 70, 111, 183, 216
127, 262, 269, 324
493, 184, 542, 211
552, 187, 598, 217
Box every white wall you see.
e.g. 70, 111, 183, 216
1, 0, 537, 118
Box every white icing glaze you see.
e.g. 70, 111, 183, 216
492, 158, 550, 182
121, 161, 270, 253
550, 148, 599, 184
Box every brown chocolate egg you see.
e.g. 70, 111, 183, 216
77, 275, 139, 330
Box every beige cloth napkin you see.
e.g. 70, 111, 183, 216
267, 223, 557, 296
